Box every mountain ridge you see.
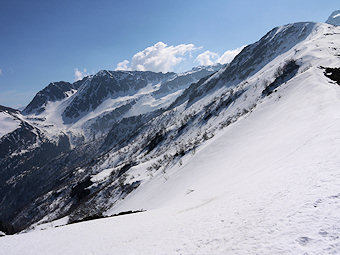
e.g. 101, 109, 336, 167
326, 10, 340, 26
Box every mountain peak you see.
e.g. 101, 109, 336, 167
326, 10, 340, 26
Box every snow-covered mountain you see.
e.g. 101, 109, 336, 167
0, 106, 21, 138
19, 65, 222, 143
326, 10, 340, 26
0, 64, 222, 233
1, 12, 340, 254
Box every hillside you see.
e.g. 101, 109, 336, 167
1, 14, 340, 254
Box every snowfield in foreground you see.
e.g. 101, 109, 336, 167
2, 60, 340, 254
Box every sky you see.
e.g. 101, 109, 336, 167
0, 0, 339, 108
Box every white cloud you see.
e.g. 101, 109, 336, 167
217, 46, 245, 64
195, 51, 219, 66
115, 42, 197, 73
115, 60, 130, 71
195, 45, 246, 66
74, 68, 88, 81
0, 69, 2, 76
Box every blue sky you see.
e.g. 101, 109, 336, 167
0, 0, 339, 108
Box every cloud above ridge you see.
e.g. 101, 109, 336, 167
195, 46, 246, 66
115, 42, 197, 73
74, 68, 88, 81
195, 51, 219, 66
115, 42, 246, 73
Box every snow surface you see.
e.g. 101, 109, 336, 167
0, 112, 20, 138
2, 23, 340, 254
2, 63, 340, 254
91, 168, 115, 182
28, 216, 69, 232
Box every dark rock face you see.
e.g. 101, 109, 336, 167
70, 177, 93, 200
0, 105, 19, 114
0, 122, 36, 159
262, 60, 300, 96
0, 122, 72, 233
323, 67, 340, 85
23, 81, 75, 114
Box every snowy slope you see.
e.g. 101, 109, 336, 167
0, 112, 20, 138
2, 44, 340, 254
0, 106, 21, 138
1, 21, 340, 254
